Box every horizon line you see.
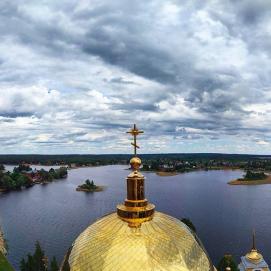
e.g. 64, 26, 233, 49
1, 152, 271, 156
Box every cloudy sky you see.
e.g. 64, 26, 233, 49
1, 0, 271, 154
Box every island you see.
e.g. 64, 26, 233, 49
228, 170, 271, 185
76, 179, 104, 192
0, 164, 68, 192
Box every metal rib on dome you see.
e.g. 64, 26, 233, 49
117, 124, 155, 228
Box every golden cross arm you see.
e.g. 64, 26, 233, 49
126, 126, 144, 135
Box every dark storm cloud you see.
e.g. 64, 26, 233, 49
104, 77, 138, 85
82, 39, 178, 84
210, 1, 271, 55
112, 103, 159, 112
0, 118, 14, 123
0, 1, 190, 85
0, 112, 33, 118
235, 0, 271, 24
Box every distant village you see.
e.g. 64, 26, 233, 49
141, 158, 271, 174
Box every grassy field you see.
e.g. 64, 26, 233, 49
0, 252, 14, 271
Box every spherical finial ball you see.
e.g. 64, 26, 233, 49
130, 157, 141, 170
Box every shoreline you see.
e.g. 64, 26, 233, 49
76, 185, 105, 192
156, 171, 179, 176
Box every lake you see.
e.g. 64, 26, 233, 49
1, 165, 271, 270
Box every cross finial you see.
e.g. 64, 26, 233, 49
252, 229, 256, 250
126, 124, 144, 156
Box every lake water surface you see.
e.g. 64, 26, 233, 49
1, 165, 271, 270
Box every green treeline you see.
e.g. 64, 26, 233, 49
39, 167, 68, 183
79, 179, 97, 190
243, 170, 268, 180
2, 153, 271, 169
0, 170, 32, 190
0, 154, 131, 166
20, 241, 58, 271
142, 157, 271, 174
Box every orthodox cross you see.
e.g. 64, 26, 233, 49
126, 124, 144, 156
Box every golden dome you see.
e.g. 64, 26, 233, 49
68, 212, 213, 271
245, 249, 263, 263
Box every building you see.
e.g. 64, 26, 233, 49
60, 124, 215, 271
238, 231, 269, 271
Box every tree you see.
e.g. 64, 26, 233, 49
49, 257, 59, 271
33, 241, 47, 271
217, 254, 238, 271
1, 175, 15, 190
14, 164, 32, 173
20, 258, 27, 271
26, 254, 35, 271
58, 167, 67, 178
20, 241, 47, 271
181, 218, 196, 233
39, 169, 53, 183
244, 170, 267, 180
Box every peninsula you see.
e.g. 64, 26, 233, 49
0, 164, 68, 192
228, 170, 271, 185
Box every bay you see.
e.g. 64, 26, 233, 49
1, 165, 270, 269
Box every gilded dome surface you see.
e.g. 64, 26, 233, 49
68, 212, 213, 271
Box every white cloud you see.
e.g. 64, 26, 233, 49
256, 140, 269, 146
0, 0, 271, 154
